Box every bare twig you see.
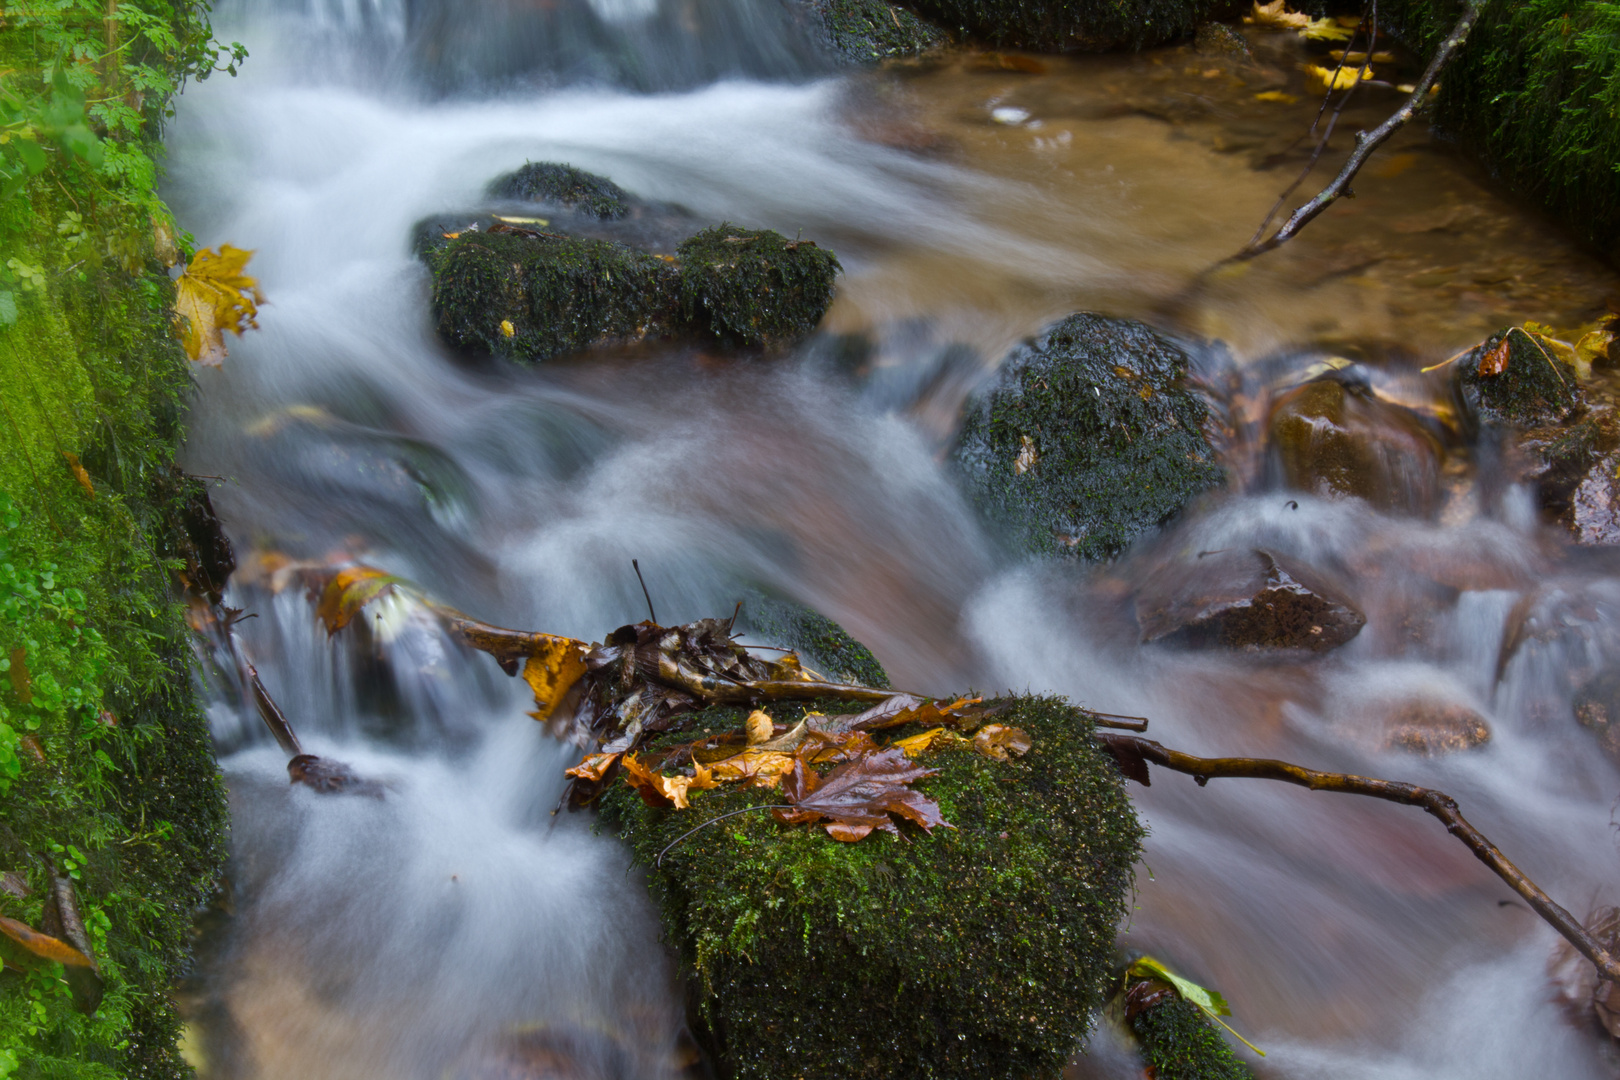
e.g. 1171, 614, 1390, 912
1236, 0, 1481, 261
1097, 733, 1620, 983
655, 805, 791, 866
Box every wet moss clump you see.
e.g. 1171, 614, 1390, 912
903, 0, 1222, 50
599, 695, 1143, 1080
736, 592, 891, 688
487, 161, 632, 219
810, 0, 949, 60
431, 229, 677, 361
1380, 0, 1620, 254
677, 225, 841, 350
1130, 997, 1253, 1080
1457, 327, 1584, 427
952, 313, 1225, 562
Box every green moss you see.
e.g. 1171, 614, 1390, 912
431, 229, 677, 362
900, 0, 1225, 50
811, 0, 949, 60
1129, 996, 1253, 1080
737, 592, 891, 688
599, 695, 1143, 1080
1457, 327, 1584, 427
952, 313, 1225, 562
487, 162, 632, 219
677, 225, 841, 350
1380, 0, 1620, 254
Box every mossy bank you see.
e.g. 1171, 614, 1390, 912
0, 5, 236, 1077
599, 695, 1142, 1080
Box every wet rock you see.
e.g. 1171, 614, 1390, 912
1136, 548, 1365, 653
1457, 328, 1584, 428
807, 0, 949, 61
1194, 21, 1251, 59
676, 224, 841, 350
1267, 377, 1444, 516
487, 162, 631, 219
1571, 668, 1620, 763
1124, 972, 1254, 1080
736, 591, 891, 688
1380, 701, 1491, 755
1570, 452, 1620, 545
952, 313, 1225, 562
904, 0, 1218, 50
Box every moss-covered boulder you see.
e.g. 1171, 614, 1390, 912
807, 0, 950, 61
736, 592, 891, 688
677, 225, 841, 350
902, 0, 1226, 51
1457, 327, 1584, 428
1127, 992, 1253, 1080
952, 313, 1225, 562
599, 695, 1142, 1080
430, 228, 678, 361
487, 161, 632, 219
1380, 0, 1620, 255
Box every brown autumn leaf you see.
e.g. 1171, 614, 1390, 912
745, 709, 774, 745
1098, 732, 1152, 786
971, 724, 1033, 761
564, 751, 620, 782
812, 695, 982, 736
174, 245, 264, 366
0, 916, 92, 968
1478, 337, 1511, 377
315, 566, 405, 634
707, 748, 797, 788
61, 452, 93, 498
772, 748, 950, 841
620, 754, 719, 809
803, 726, 881, 765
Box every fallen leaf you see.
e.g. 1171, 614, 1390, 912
621, 754, 719, 808
1302, 16, 1353, 40
315, 566, 405, 634
565, 751, 620, 781
1126, 956, 1264, 1056
1254, 90, 1300, 103
1477, 337, 1511, 377
500, 319, 516, 338
772, 749, 950, 840
707, 748, 798, 788
174, 245, 263, 366
1303, 63, 1372, 94
1099, 732, 1152, 786
890, 727, 962, 758
1576, 329, 1614, 368
1328, 50, 1394, 64
746, 709, 774, 745
971, 724, 1033, 760
0, 916, 92, 967
61, 452, 93, 498
522, 637, 589, 727
1245, 0, 1308, 29
1014, 435, 1038, 475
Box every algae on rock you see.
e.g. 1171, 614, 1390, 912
488, 161, 633, 219
735, 591, 891, 688
902, 0, 1225, 51
953, 313, 1225, 562
599, 695, 1142, 1080
677, 224, 842, 350
808, 0, 950, 60
1128, 994, 1254, 1080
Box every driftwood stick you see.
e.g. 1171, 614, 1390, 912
1098, 733, 1620, 983
1236, 0, 1481, 260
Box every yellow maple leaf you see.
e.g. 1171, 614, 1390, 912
1303, 63, 1373, 95
174, 245, 264, 366
1302, 17, 1354, 40
1245, 0, 1308, 29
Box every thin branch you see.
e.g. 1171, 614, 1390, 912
1097, 733, 1620, 983
655, 805, 791, 866
1236, 0, 1481, 261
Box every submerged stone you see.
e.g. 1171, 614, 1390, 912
1267, 377, 1444, 516
1572, 668, 1620, 766
1457, 328, 1583, 429
430, 229, 677, 362
952, 313, 1225, 562
1135, 548, 1365, 653
487, 161, 632, 219
677, 224, 841, 349
599, 695, 1142, 1080
904, 0, 1221, 50
808, 0, 949, 60
1380, 700, 1491, 755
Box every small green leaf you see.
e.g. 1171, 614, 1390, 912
1126, 955, 1264, 1057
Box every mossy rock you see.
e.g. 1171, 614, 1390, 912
1456, 327, 1583, 428
1379, 0, 1620, 255
599, 695, 1143, 1080
1129, 994, 1253, 1080
677, 224, 841, 350
901, 0, 1227, 50
736, 591, 891, 688
809, 0, 950, 61
430, 229, 678, 361
487, 162, 632, 219
952, 313, 1225, 562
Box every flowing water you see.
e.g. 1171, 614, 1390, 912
167, 1, 1620, 1076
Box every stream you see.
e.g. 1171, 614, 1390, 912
165, 1, 1620, 1076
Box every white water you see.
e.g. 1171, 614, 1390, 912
170, 2, 1620, 1076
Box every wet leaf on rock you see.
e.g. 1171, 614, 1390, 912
1478, 337, 1511, 377
621, 754, 718, 809
1126, 955, 1264, 1056
971, 724, 1033, 760
565, 752, 621, 782
772, 748, 949, 841
315, 566, 404, 634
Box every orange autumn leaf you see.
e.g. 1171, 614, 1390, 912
564, 752, 621, 782
0, 916, 92, 968
890, 727, 963, 758
522, 638, 589, 727
971, 724, 1034, 761
707, 748, 798, 789
61, 452, 93, 498
1478, 337, 1511, 377
315, 566, 404, 634
620, 754, 718, 809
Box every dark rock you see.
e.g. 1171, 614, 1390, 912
1457, 328, 1584, 428
808, 0, 949, 61
952, 313, 1225, 562
431, 229, 677, 362
599, 695, 1142, 1080
676, 224, 841, 350
736, 591, 890, 688
905, 0, 1222, 51
1380, 701, 1490, 755
1135, 548, 1365, 652
487, 162, 632, 219
1193, 21, 1251, 59
1572, 668, 1620, 764
1267, 377, 1444, 515
1570, 452, 1620, 545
